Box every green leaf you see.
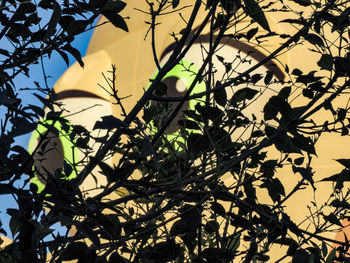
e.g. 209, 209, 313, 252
321, 241, 328, 258
195, 105, 224, 122
321, 169, 350, 189
292, 166, 315, 189
325, 249, 336, 263
102, 11, 128, 32
243, 0, 270, 31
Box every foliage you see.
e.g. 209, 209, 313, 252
1, 0, 350, 262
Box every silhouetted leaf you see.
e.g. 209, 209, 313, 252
62, 44, 84, 67
292, 249, 310, 263
60, 242, 88, 260
94, 115, 126, 130
211, 202, 226, 217
66, 20, 89, 35
109, 252, 128, 263
317, 54, 333, 71
305, 33, 324, 47
264, 71, 273, 85
102, 11, 128, 32
243, 0, 270, 31
172, 0, 180, 8
213, 13, 224, 30
323, 213, 342, 227
325, 249, 336, 263
292, 68, 303, 76
45, 1, 61, 40
214, 84, 227, 107
246, 27, 258, 40
232, 88, 259, 102
290, 0, 311, 6
170, 219, 187, 236
100, 0, 126, 12
335, 159, 350, 169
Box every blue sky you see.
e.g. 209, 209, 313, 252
0, 26, 94, 238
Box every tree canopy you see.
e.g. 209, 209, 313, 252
1, 0, 350, 262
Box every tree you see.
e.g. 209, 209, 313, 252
1, 0, 350, 262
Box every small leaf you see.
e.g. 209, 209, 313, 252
66, 20, 89, 35
109, 252, 128, 263
212, 13, 224, 30
278, 86, 291, 100
100, 0, 126, 12
61, 242, 88, 260
102, 11, 128, 32
294, 157, 304, 165
304, 33, 324, 47
214, 84, 227, 107
317, 54, 333, 71
325, 249, 336, 263
62, 44, 84, 67
93, 115, 126, 130
98, 162, 115, 181
211, 202, 226, 217
321, 241, 328, 258
170, 219, 187, 236
292, 249, 309, 263
172, 0, 180, 8
204, 220, 219, 234
335, 159, 350, 169
292, 68, 303, 76
323, 213, 342, 227
330, 199, 350, 209
232, 88, 259, 102
246, 27, 258, 40
290, 0, 311, 6
243, 0, 270, 31
264, 71, 273, 85
45, 1, 61, 40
